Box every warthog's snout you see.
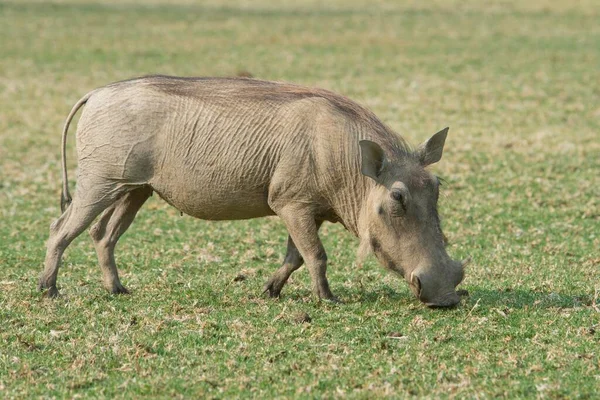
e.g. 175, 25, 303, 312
410, 257, 467, 308
424, 291, 461, 308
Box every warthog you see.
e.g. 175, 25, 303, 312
39, 76, 468, 307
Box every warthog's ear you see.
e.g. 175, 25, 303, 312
359, 140, 386, 182
418, 127, 449, 166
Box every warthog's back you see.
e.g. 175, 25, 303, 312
75, 76, 388, 222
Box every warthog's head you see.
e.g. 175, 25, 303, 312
358, 128, 467, 307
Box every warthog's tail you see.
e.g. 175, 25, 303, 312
60, 90, 95, 212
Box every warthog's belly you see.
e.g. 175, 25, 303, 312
149, 174, 276, 221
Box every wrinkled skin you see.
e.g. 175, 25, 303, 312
39, 76, 465, 306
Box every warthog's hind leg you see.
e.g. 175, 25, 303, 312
89, 186, 153, 294
263, 220, 323, 298
39, 188, 123, 297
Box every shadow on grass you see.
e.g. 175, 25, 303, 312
328, 286, 592, 310
462, 288, 593, 310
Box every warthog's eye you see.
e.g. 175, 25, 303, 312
389, 182, 410, 217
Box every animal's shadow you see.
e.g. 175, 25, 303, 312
329, 286, 594, 310
459, 287, 593, 310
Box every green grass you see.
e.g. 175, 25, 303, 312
1, 0, 599, 398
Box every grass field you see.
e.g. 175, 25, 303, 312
1, 0, 599, 398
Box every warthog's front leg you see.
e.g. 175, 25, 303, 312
264, 220, 323, 297
275, 207, 336, 301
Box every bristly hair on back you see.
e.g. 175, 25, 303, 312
111, 75, 414, 158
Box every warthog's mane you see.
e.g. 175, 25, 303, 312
109, 75, 414, 159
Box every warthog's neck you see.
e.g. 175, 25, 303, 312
327, 176, 374, 239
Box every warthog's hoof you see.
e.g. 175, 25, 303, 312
42, 286, 60, 299
38, 278, 59, 298
108, 283, 130, 295
263, 279, 284, 298
314, 284, 342, 304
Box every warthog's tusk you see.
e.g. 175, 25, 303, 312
461, 256, 472, 268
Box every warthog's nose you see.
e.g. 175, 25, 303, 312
425, 292, 461, 308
